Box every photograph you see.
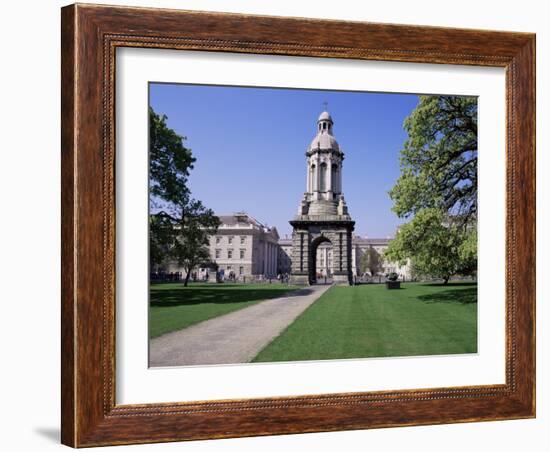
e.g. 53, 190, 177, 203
148, 84, 478, 367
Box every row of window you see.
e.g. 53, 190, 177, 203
215, 249, 246, 259
225, 265, 245, 275
215, 235, 246, 245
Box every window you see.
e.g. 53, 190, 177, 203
228, 236, 233, 244
239, 266, 244, 275
240, 236, 246, 245
215, 236, 221, 244
227, 265, 232, 271
215, 249, 221, 259
240, 249, 245, 259
227, 249, 233, 259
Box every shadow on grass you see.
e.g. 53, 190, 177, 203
418, 287, 477, 304
421, 282, 477, 287
150, 286, 305, 307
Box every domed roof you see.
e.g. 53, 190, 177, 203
318, 111, 333, 122
309, 133, 340, 151
308, 110, 340, 152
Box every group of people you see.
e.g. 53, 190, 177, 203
150, 270, 292, 284
150, 271, 184, 282
220, 270, 237, 282
277, 273, 290, 284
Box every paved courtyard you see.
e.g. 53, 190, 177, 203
149, 284, 331, 367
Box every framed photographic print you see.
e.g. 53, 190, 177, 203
61, 3, 535, 447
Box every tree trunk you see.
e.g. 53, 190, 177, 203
184, 268, 192, 287
443, 275, 450, 285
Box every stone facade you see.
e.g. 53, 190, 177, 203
352, 236, 411, 278
209, 213, 279, 278
166, 212, 280, 280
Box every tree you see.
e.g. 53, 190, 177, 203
149, 211, 174, 270
389, 96, 477, 224
149, 107, 220, 285
149, 107, 195, 217
359, 246, 381, 276
457, 228, 477, 277
387, 96, 478, 282
172, 200, 221, 286
384, 208, 475, 284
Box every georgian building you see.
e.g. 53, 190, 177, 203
208, 212, 280, 279
352, 236, 411, 278
164, 212, 280, 280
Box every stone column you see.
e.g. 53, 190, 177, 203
272, 243, 275, 275
266, 243, 270, 276
264, 241, 269, 277
331, 229, 353, 285
327, 158, 332, 198
273, 243, 277, 275
290, 230, 310, 285
270, 243, 274, 276
316, 160, 321, 199
270, 243, 275, 276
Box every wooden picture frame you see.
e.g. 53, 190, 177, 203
61, 3, 535, 447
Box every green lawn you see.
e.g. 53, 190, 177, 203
253, 282, 477, 363
149, 282, 299, 338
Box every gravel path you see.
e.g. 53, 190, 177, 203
149, 284, 331, 367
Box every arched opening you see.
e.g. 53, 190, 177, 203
309, 236, 333, 284
319, 162, 327, 192
310, 164, 316, 192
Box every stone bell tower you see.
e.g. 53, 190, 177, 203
289, 110, 355, 285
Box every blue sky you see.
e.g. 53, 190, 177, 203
149, 83, 419, 238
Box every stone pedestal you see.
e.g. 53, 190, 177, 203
385, 281, 401, 289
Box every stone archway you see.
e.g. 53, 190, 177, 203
309, 235, 332, 284
289, 221, 354, 285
